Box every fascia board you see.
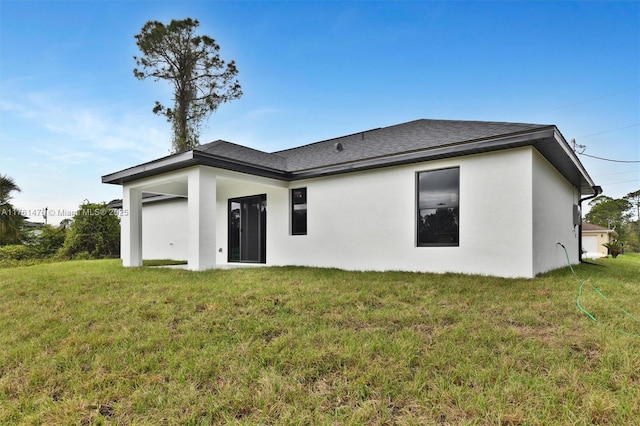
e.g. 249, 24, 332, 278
102, 151, 196, 185
551, 128, 597, 191
532, 129, 598, 195
192, 151, 290, 181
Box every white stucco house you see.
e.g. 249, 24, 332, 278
102, 119, 600, 278
581, 222, 617, 258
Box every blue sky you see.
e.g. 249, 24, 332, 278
1, 0, 638, 225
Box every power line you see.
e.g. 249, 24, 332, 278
577, 123, 639, 139
578, 153, 640, 163
601, 179, 640, 186
597, 169, 640, 177
549, 86, 639, 112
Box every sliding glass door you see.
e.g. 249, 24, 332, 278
228, 194, 266, 263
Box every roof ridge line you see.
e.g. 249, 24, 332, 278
197, 139, 289, 161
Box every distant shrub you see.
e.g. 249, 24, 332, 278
0, 244, 36, 261
59, 202, 120, 259
604, 241, 623, 258
72, 251, 94, 261
24, 225, 68, 258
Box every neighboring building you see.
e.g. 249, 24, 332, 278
581, 222, 617, 258
102, 119, 600, 278
23, 221, 45, 237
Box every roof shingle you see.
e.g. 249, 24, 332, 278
195, 119, 551, 173
273, 119, 550, 171
102, 117, 596, 195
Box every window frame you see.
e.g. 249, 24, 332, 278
228, 194, 267, 263
416, 167, 460, 247
290, 187, 307, 236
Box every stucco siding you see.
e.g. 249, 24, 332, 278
274, 148, 535, 277
532, 149, 579, 275
130, 148, 579, 278
214, 177, 289, 266
142, 198, 188, 260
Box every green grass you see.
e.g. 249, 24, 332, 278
1, 255, 639, 425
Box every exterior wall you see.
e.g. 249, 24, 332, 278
186, 167, 217, 270
532, 149, 580, 275
272, 147, 535, 278
141, 198, 188, 260
121, 185, 142, 267
214, 176, 288, 266
120, 166, 214, 269
129, 147, 579, 278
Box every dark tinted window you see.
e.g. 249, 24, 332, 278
417, 168, 459, 246
291, 188, 307, 235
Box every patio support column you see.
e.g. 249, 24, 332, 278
187, 167, 217, 270
122, 185, 142, 267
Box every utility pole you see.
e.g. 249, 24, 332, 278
570, 138, 586, 153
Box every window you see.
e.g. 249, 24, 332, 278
417, 167, 459, 246
291, 188, 307, 235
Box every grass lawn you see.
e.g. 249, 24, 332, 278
1, 255, 639, 425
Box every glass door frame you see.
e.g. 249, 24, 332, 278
228, 194, 267, 263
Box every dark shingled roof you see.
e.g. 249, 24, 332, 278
196, 140, 288, 171
273, 119, 550, 172
102, 118, 598, 195
193, 119, 550, 173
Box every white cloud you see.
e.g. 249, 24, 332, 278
30, 146, 96, 168
0, 82, 174, 224
2, 86, 171, 162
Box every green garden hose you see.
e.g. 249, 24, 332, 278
557, 242, 640, 337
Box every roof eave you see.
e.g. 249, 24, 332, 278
101, 151, 196, 185
289, 127, 599, 196
102, 125, 598, 195
192, 151, 291, 181
101, 150, 291, 185
534, 128, 598, 195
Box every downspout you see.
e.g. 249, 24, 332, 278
578, 185, 603, 262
